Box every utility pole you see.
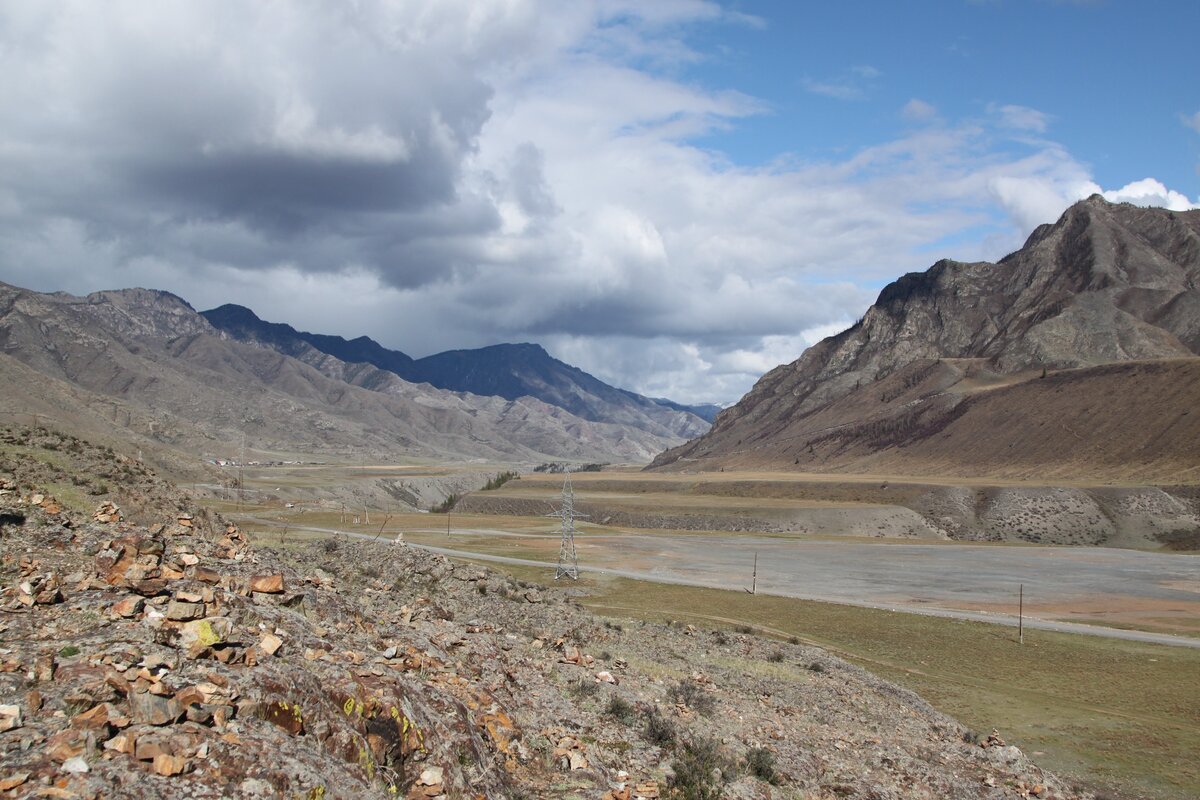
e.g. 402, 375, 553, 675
1019, 584, 1024, 645
752, 552, 758, 595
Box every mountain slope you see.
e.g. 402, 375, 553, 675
202, 306, 708, 440
651, 197, 1200, 481
0, 283, 695, 464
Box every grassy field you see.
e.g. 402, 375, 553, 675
573, 578, 1200, 800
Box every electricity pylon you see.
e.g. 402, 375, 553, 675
548, 469, 587, 580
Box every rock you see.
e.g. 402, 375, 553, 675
179, 553, 200, 566
128, 690, 182, 726
152, 753, 188, 776
189, 566, 222, 584
165, 600, 206, 621
104, 731, 137, 754
72, 702, 127, 733
35, 654, 56, 682
111, 596, 145, 618
35, 587, 64, 605
177, 617, 233, 656
417, 766, 444, 786
249, 574, 285, 594
595, 670, 617, 684
382, 646, 398, 659
132, 579, 168, 597
524, 588, 543, 603
259, 633, 283, 656
0, 704, 22, 732
0, 773, 29, 792
61, 756, 89, 774
633, 780, 660, 799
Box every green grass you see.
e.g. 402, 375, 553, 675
579, 579, 1200, 800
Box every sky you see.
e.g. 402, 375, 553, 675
1, 1, 1198, 406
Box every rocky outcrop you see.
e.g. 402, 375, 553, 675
652, 197, 1200, 479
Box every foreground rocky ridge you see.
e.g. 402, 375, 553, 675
0, 427, 1091, 798
653, 197, 1200, 481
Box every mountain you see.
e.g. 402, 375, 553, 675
651, 196, 1200, 482
0, 283, 701, 466
202, 303, 416, 376
650, 397, 724, 423
202, 307, 708, 441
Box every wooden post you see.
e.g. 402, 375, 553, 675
1019, 583, 1024, 645
752, 551, 758, 595
447, 513, 451, 537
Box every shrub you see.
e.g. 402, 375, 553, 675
605, 695, 637, 726
643, 707, 676, 747
713, 630, 730, 646
667, 680, 715, 716
567, 677, 599, 700
734, 625, 753, 634
745, 747, 777, 784
667, 737, 734, 800
766, 649, 785, 663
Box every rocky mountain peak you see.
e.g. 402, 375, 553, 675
652, 198, 1200, 473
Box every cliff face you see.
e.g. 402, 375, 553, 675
652, 197, 1200, 480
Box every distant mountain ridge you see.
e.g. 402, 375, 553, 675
0, 282, 706, 465
651, 196, 1200, 482
202, 305, 708, 441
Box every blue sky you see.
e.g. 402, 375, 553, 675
687, 2, 1198, 194
0, 1, 1197, 404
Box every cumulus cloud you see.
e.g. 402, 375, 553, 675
0, 1, 1195, 406
902, 99, 939, 122
1184, 111, 1200, 135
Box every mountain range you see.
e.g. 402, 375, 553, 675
652, 196, 1200, 483
201, 304, 717, 428
0, 284, 707, 467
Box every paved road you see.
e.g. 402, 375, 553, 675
241, 516, 1200, 649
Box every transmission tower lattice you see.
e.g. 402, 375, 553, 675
549, 470, 587, 580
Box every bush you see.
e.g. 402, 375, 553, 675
481, 471, 519, 491
745, 747, 777, 784
643, 707, 676, 747
431, 493, 460, 513
605, 695, 637, 726
735, 625, 753, 634
712, 630, 730, 646
667, 737, 733, 800
766, 649, 785, 663
667, 680, 715, 716
566, 677, 599, 700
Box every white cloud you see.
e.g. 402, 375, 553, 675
0, 2, 1196, 407
902, 99, 939, 122
988, 103, 1051, 133
1095, 178, 1199, 211
1183, 111, 1200, 135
